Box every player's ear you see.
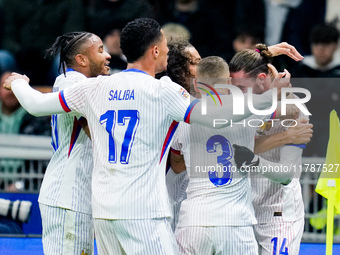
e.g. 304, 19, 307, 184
193, 78, 200, 93
152, 45, 159, 58
254, 73, 267, 92
256, 73, 267, 85
257, 73, 266, 80
75, 54, 87, 67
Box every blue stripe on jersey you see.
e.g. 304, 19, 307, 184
51, 114, 59, 151
184, 98, 200, 123
66, 68, 75, 72
122, 68, 149, 75
59, 90, 71, 112
285, 143, 306, 149
160, 121, 179, 163
270, 110, 276, 120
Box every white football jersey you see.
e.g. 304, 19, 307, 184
38, 70, 93, 214
252, 97, 308, 223
60, 70, 190, 219
175, 110, 273, 228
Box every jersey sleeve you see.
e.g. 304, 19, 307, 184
61, 76, 99, 117
259, 145, 302, 184
11, 79, 64, 116
160, 76, 190, 122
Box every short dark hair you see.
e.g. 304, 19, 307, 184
310, 23, 339, 44
229, 43, 273, 78
120, 18, 162, 63
45, 32, 93, 76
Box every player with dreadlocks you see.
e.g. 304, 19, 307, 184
38, 31, 110, 255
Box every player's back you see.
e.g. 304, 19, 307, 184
39, 70, 93, 214
176, 113, 267, 228
65, 70, 189, 219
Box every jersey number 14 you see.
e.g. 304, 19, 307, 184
271, 237, 288, 255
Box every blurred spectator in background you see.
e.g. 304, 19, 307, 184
162, 22, 191, 41
86, 0, 154, 73
232, 30, 262, 53
264, 0, 303, 46
0, 71, 51, 136
0, 51, 16, 83
293, 23, 340, 78
233, 0, 265, 47
154, 0, 234, 61
0, 71, 27, 135
282, 0, 339, 57
1, 0, 86, 86
292, 23, 340, 157
0, 0, 3, 43
0, 70, 51, 191
234, 0, 326, 71
103, 29, 127, 74
0, 0, 16, 75
279, 0, 339, 71
86, 0, 153, 39
324, 0, 340, 58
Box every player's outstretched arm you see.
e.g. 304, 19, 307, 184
268, 42, 303, 61
233, 144, 297, 185
254, 118, 313, 154
3, 73, 64, 116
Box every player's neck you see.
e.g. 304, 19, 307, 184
126, 62, 155, 77
70, 65, 92, 78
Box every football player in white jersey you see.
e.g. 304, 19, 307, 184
4, 19, 297, 254
39, 32, 111, 255
164, 39, 303, 233
161, 38, 201, 231
229, 44, 313, 255
172, 56, 303, 255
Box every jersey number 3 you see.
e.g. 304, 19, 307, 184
206, 135, 233, 186
100, 110, 140, 164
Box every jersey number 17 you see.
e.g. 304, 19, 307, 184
100, 110, 140, 164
